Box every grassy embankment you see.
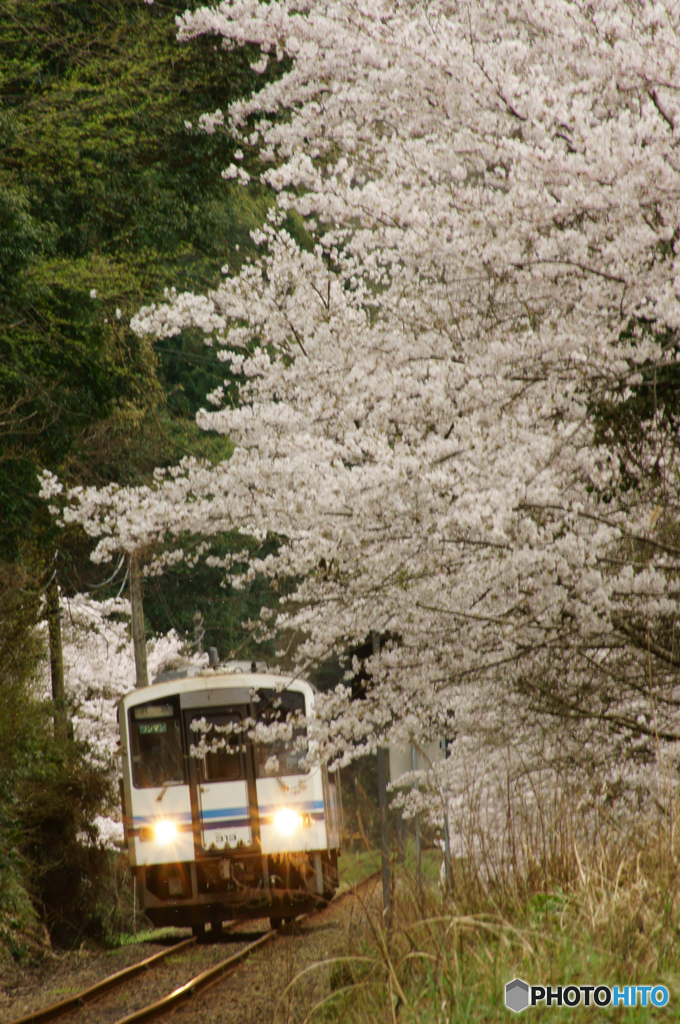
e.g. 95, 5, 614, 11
300, 819, 680, 1023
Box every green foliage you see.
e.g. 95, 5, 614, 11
107, 926, 188, 949
0, 836, 43, 965
0, 181, 50, 296
0, 0, 283, 603
0, 0, 324, 958
0, 566, 48, 962
0, 562, 117, 955
142, 530, 282, 659
15, 747, 114, 947
0, 0, 274, 562
592, 321, 680, 496
0, 1, 269, 265
0, 0, 285, 954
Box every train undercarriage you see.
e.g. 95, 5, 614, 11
136, 849, 339, 931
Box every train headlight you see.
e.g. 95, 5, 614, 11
153, 820, 178, 844
273, 808, 302, 836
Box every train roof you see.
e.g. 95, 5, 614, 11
118, 663, 315, 711
153, 660, 270, 684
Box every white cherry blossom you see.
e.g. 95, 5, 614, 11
45, 0, 680, 835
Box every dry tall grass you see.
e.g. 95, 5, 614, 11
287, 781, 680, 1023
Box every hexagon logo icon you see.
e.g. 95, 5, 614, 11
505, 978, 530, 1013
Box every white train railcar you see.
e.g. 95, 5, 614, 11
118, 664, 341, 934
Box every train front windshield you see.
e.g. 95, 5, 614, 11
190, 711, 245, 781
129, 698, 185, 789
253, 688, 308, 777
127, 687, 309, 788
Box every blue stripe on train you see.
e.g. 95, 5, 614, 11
131, 799, 326, 831
201, 812, 325, 830
130, 816, 325, 837
132, 812, 193, 825
200, 806, 249, 819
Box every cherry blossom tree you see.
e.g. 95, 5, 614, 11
40, 592, 206, 846
43, 0, 680, 830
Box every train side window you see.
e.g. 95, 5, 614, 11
253, 689, 308, 777
129, 700, 185, 789
190, 712, 244, 782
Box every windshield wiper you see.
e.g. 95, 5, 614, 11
157, 779, 184, 802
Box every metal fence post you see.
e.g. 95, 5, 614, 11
374, 633, 391, 927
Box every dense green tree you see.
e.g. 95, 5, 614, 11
0, 0, 282, 587
0, 0, 276, 561
0, 0, 282, 947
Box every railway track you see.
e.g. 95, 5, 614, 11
7, 873, 381, 1024
113, 927, 278, 1024
8, 925, 270, 1024
11, 937, 198, 1024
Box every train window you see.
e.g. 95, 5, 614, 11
252, 689, 308, 777
129, 699, 185, 789
190, 712, 245, 782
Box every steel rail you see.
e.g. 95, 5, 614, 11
9, 871, 381, 1024
10, 938, 197, 1024
111, 929, 278, 1024
112, 871, 384, 1024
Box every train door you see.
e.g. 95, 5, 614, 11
180, 689, 255, 855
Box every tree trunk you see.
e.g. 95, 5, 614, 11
129, 552, 149, 688
47, 572, 67, 743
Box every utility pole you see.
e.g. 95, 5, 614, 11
46, 564, 67, 744
193, 610, 204, 656
129, 552, 148, 688
412, 742, 423, 909
395, 809, 406, 864
441, 738, 452, 892
374, 633, 392, 927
